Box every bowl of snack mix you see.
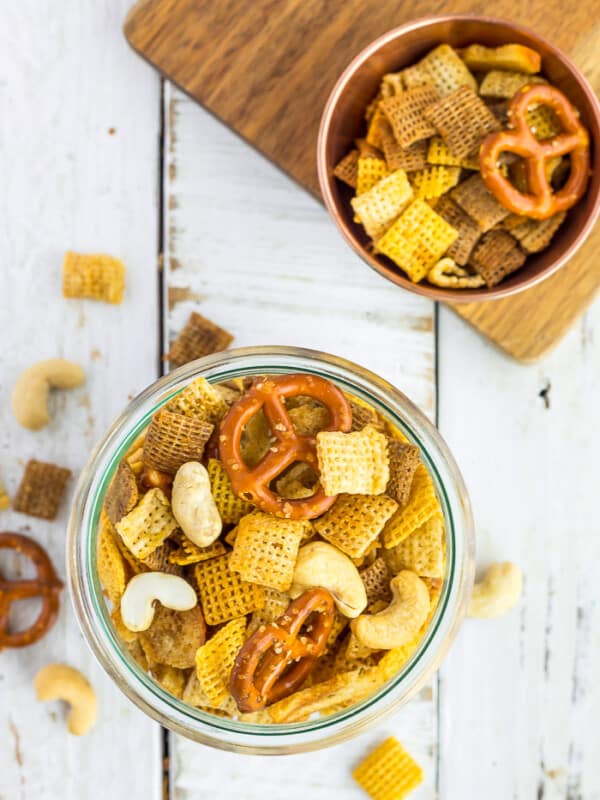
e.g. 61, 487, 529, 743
67, 346, 474, 752
317, 15, 600, 301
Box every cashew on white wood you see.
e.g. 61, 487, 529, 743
290, 541, 367, 618
34, 664, 97, 736
468, 562, 523, 618
171, 461, 222, 547
351, 570, 430, 649
120, 572, 198, 632
11, 359, 85, 430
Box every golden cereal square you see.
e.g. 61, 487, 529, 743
356, 157, 389, 195
207, 458, 254, 524
229, 512, 308, 591
385, 514, 445, 578
195, 553, 265, 625
247, 587, 291, 635
479, 70, 545, 99
165, 376, 229, 423
314, 494, 398, 559
115, 487, 178, 560
427, 137, 479, 169
409, 166, 461, 200
353, 737, 423, 800
13, 459, 71, 520
168, 532, 227, 566
402, 43, 477, 97
352, 169, 413, 240
167, 311, 234, 367
62, 251, 126, 304
142, 409, 214, 474
195, 616, 247, 706
376, 200, 458, 283
317, 425, 390, 495
383, 465, 440, 548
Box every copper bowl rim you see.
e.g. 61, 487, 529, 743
317, 13, 600, 303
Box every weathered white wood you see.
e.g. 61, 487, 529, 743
163, 84, 438, 798
0, 3, 162, 799
438, 303, 600, 799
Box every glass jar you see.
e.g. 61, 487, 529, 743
67, 346, 474, 754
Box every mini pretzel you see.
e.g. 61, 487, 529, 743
479, 84, 590, 220
219, 375, 352, 519
0, 533, 63, 649
230, 587, 335, 712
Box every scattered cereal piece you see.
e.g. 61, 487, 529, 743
103, 460, 139, 525
97, 511, 128, 604
479, 70, 545, 98
459, 43, 542, 74
402, 43, 477, 97
451, 173, 511, 231
317, 424, 389, 495
409, 165, 461, 200
353, 736, 423, 800
194, 553, 265, 625
115, 487, 178, 560
166, 311, 234, 367
333, 149, 360, 188
165, 376, 229, 424
351, 169, 413, 239
356, 157, 389, 195
139, 604, 206, 669
62, 251, 125, 304
381, 86, 439, 148
386, 440, 421, 505
13, 459, 71, 520
424, 86, 500, 160
383, 465, 439, 548
142, 409, 213, 474
510, 211, 566, 253
314, 494, 398, 559
384, 515, 445, 578
470, 230, 526, 287
195, 616, 247, 706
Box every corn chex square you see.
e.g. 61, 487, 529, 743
424, 86, 501, 160
333, 149, 359, 188
402, 43, 477, 97
247, 587, 291, 635
62, 251, 126, 304
229, 512, 308, 591
376, 199, 458, 283
356, 157, 389, 195
385, 514, 444, 578
195, 553, 265, 625
353, 737, 423, 800
142, 409, 213, 474
381, 86, 438, 148
427, 137, 479, 170
314, 494, 398, 559
409, 165, 461, 200
166, 376, 229, 424
115, 487, 178, 560
352, 169, 413, 239
168, 532, 226, 566
207, 458, 254, 524
479, 70, 545, 99
382, 464, 439, 548
195, 616, 247, 706
317, 424, 389, 495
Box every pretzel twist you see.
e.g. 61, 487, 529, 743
480, 84, 590, 220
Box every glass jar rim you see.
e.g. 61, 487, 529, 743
67, 345, 474, 753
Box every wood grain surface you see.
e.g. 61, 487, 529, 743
124, 0, 600, 362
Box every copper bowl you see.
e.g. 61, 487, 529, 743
317, 15, 600, 303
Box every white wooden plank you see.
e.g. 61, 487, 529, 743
0, 3, 163, 799
163, 84, 438, 797
437, 303, 600, 799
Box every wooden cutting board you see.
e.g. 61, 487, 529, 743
124, 0, 600, 362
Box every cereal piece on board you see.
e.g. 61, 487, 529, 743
356, 157, 389, 195
351, 170, 413, 239
382, 137, 428, 173
166, 312, 234, 367
386, 440, 421, 506
381, 86, 438, 148
510, 211, 566, 253
247, 588, 292, 635
13, 459, 71, 520
62, 251, 126, 304
427, 137, 479, 170
97, 511, 128, 604
525, 103, 562, 140
409, 166, 461, 200
427, 258, 485, 289
459, 43, 542, 74
383, 465, 439, 548
139, 604, 205, 669
350, 400, 385, 432
434, 195, 482, 265
333, 149, 359, 188
451, 173, 510, 231
115, 487, 178, 560
195, 616, 247, 706
479, 70, 545, 98
470, 230, 526, 287
353, 736, 423, 800
207, 458, 254, 524
402, 43, 477, 97
142, 409, 213, 473
166, 376, 229, 423
360, 557, 392, 605
194, 553, 265, 625
168, 532, 226, 566
424, 87, 500, 160
314, 494, 398, 559
317, 425, 389, 495
385, 515, 444, 578
229, 512, 308, 592
103, 460, 139, 525
376, 200, 458, 283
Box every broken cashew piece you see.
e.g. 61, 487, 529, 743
34, 663, 97, 736
290, 541, 367, 618
12, 359, 85, 430
120, 571, 198, 632
351, 570, 430, 649
468, 562, 523, 618
171, 461, 222, 547
427, 258, 485, 289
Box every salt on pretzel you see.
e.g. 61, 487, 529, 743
479, 84, 590, 220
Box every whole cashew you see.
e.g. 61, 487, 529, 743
120, 571, 198, 632
34, 664, 97, 736
12, 359, 85, 430
468, 562, 522, 618
171, 461, 222, 547
351, 570, 429, 649
289, 541, 367, 618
